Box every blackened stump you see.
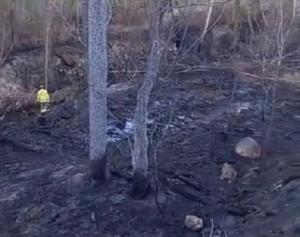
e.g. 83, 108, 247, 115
89, 155, 107, 182
131, 171, 151, 199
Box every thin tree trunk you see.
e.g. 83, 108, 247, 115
88, 0, 111, 182
247, 0, 261, 35
201, 0, 213, 43
286, 0, 296, 22
131, 0, 161, 199
233, 0, 241, 46
45, 0, 54, 90
9, 1, 16, 48
292, 0, 296, 19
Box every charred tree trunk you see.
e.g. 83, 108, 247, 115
88, 0, 111, 182
131, 0, 161, 199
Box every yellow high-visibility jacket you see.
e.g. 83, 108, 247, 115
37, 89, 50, 103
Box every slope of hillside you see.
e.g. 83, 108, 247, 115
0, 64, 299, 237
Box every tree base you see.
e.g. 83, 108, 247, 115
131, 171, 151, 199
89, 156, 107, 183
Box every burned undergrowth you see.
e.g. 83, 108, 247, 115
0, 67, 299, 237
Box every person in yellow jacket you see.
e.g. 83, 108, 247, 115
36, 85, 50, 113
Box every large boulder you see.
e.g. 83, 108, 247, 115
235, 137, 261, 159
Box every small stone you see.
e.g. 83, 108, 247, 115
220, 163, 237, 183
235, 137, 261, 159
184, 215, 204, 231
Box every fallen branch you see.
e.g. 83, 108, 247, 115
0, 105, 12, 121
240, 71, 300, 85
161, 175, 210, 204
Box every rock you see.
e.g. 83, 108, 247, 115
184, 215, 204, 231
220, 163, 237, 183
235, 137, 261, 159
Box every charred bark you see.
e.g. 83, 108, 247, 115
131, 169, 152, 199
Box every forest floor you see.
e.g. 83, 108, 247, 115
0, 66, 300, 237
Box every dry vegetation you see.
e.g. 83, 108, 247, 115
0, 0, 300, 114
0, 0, 78, 54
0, 2, 300, 236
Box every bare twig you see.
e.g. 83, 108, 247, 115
240, 72, 300, 85
201, 0, 213, 43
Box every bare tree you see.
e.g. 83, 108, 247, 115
233, 0, 241, 46
44, 0, 54, 89
292, 0, 296, 19
131, 0, 161, 199
88, 0, 111, 182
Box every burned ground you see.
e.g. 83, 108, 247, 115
0, 67, 300, 237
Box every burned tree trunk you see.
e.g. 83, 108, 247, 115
88, 0, 111, 182
131, 0, 161, 199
